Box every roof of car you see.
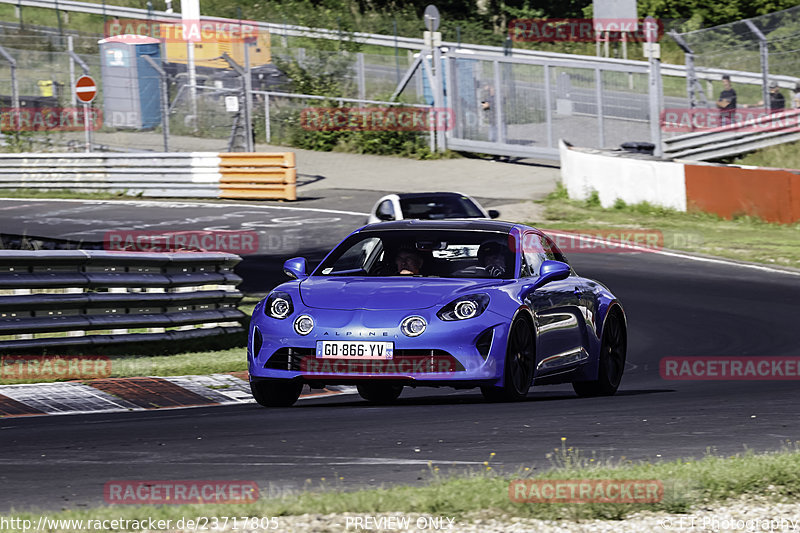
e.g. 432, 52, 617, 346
396, 192, 473, 200
359, 219, 519, 232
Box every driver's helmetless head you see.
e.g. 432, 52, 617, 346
395, 249, 424, 275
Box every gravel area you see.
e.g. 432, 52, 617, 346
156, 497, 800, 533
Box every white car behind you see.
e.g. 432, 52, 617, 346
367, 192, 500, 224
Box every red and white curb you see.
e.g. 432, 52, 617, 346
0, 373, 349, 417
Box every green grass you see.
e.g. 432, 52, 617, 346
0, 344, 249, 385
537, 185, 800, 269
733, 139, 800, 170
4, 443, 800, 530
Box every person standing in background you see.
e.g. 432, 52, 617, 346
753, 81, 786, 111
768, 81, 786, 110
480, 83, 498, 142
716, 74, 737, 126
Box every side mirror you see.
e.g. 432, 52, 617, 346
532, 260, 570, 289
376, 209, 395, 221
283, 257, 308, 280
487, 209, 500, 219
376, 201, 395, 221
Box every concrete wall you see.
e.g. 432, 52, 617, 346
684, 164, 800, 224
559, 141, 687, 211
560, 140, 800, 223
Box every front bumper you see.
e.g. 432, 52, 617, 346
248, 307, 510, 386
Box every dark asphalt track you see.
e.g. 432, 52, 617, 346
1, 199, 799, 512
0, 193, 509, 293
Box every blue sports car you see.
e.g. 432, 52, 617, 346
248, 220, 626, 406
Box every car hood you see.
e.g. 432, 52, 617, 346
299, 277, 505, 310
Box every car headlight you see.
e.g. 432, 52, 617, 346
294, 314, 314, 335
437, 294, 490, 321
265, 291, 293, 319
401, 316, 427, 337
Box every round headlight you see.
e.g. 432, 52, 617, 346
294, 314, 314, 335
271, 297, 291, 319
454, 300, 479, 319
401, 316, 427, 337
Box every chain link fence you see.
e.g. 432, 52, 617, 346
672, 5, 800, 109
5, 11, 799, 158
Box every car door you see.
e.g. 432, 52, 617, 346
520, 232, 589, 376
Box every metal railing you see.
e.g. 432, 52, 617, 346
3, 0, 800, 160
0, 152, 297, 200
663, 108, 800, 160
256, 90, 437, 152
672, 5, 800, 110
0, 250, 244, 351
5, 0, 797, 82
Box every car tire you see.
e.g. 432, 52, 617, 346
357, 383, 403, 404
573, 308, 626, 397
250, 380, 303, 407
481, 316, 535, 402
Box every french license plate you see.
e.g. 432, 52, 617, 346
316, 341, 394, 360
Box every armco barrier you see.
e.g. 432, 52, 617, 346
560, 140, 800, 223
0, 152, 296, 200
662, 108, 800, 161
0, 250, 245, 351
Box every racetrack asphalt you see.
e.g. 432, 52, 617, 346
0, 192, 522, 293
1, 204, 799, 511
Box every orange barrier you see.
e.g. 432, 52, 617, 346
684, 164, 800, 224
219, 152, 297, 200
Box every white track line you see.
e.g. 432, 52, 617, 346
0, 197, 370, 217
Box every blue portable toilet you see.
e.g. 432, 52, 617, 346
98, 35, 162, 129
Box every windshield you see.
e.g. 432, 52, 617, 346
399, 195, 484, 219
314, 230, 515, 279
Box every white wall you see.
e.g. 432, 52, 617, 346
559, 140, 688, 211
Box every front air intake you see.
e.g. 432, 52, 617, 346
476, 328, 493, 360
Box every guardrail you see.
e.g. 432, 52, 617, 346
662, 108, 800, 161
0, 250, 245, 351
0, 151, 297, 200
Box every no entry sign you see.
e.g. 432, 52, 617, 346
75, 75, 97, 104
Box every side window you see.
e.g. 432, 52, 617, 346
322, 237, 382, 274
543, 235, 569, 265
520, 232, 548, 278
376, 200, 395, 221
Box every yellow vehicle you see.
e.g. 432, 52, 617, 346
160, 22, 271, 70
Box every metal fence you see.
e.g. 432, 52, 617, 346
672, 5, 800, 110
443, 51, 672, 159
2, 5, 800, 160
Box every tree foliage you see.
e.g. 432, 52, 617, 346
144, 0, 800, 37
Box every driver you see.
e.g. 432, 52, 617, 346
477, 241, 508, 278
394, 247, 425, 275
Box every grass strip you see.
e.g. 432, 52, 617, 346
733, 139, 800, 170
536, 185, 800, 269
4, 445, 800, 530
